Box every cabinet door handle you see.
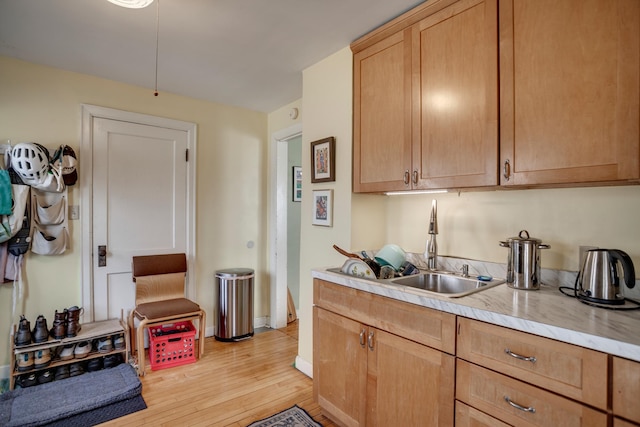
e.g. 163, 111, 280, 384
412, 170, 418, 184
504, 396, 536, 413
359, 329, 366, 348
367, 331, 374, 351
503, 160, 511, 181
404, 170, 410, 185
504, 348, 537, 363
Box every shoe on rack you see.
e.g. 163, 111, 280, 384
49, 309, 67, 340
59, 344, 75, 361
113, 334, 125, 350
95, 336, 113, 353
17, 373, 37, 388
103, 353, 122, 369
31, 315, 49, 343
66, 306, 83, 338
69, 362, 85, 377
54, 365, 70, 381
87, 357, 103, 372
34, 348, 52, 368
74, 341, 91, 359
37, 369, 54, 384
14, 315, 32, 346
16, 351, 34, 372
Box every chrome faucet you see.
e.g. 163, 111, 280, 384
425, 199, 438, 270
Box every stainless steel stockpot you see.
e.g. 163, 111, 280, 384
499, 230, 550, 290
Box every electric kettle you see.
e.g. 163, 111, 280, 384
577, 249, 636, 305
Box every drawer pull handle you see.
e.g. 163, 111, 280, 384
504, 396, 536, 413
359, 329, 366, 348
367, 331, 374, 351
504, 348, 537, 363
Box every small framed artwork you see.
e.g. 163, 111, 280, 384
312, 189, 333, 227
292, 166, 302, 202
311, 137, 335, 183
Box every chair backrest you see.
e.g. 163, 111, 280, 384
132, 253, 187, 305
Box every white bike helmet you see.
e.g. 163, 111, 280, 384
10, 142, 50, 186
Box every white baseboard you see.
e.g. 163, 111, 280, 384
294, 355, 312, 378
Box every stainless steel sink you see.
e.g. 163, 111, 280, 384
391, 272, 505, 298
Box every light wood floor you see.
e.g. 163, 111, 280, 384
100, 321, 337, 427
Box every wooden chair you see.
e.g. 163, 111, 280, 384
129, 253, 205, 376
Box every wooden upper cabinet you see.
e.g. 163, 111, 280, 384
500, 0, 640, 186
353, 29, 412, 193
414, 0, 499, 189
352, 0, 498, 193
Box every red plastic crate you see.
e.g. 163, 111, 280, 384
147, 321, 196, 371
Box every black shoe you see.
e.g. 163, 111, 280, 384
87, 357, 103, 372
37, 369, 54, 384
69, 362, 85, 377
103, 354, 122, 369
32, 315, 49, 343
17, 373, 37, 388
54, 365, 70, 381
14, 315, 32, 346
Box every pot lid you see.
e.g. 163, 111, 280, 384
506, 230, 543, 244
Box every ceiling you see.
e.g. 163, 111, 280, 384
0, 0, 424, 113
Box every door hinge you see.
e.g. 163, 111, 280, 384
185, 149, 189, 162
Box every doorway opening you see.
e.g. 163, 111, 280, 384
269, 123, 302, 329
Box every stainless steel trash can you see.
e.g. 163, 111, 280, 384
214, 268, 254, 341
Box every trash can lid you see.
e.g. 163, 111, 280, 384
215, 268, 254, 279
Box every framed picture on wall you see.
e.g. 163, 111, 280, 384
292, 166, 302, 202
310, 137, 335, 183
312, 189, 333, 227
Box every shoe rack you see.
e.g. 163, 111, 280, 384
9, 318, 129, 390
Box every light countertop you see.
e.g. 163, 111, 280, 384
312, 267, 640, 362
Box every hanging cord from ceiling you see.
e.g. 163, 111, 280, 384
154, 0, 160, 96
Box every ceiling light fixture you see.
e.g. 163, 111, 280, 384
107, 0, 154, 8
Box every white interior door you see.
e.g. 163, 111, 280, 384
91, 117, 188, 321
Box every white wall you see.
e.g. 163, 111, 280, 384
0, 56, 267, 366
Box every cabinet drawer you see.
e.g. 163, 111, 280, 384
613, 356, 640, 423
455, 401, 510, 427
314, 279, 456, 353
614, 418, 640, 427
456, 360, 607, 427
457, 317, 608, 409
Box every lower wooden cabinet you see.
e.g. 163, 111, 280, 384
455, 401, 510, 427
615, 418, 640, 427
314, 307, 454, 426
613, 356, 640, 425
313, 279, 456, 426
457, 317, 608, 410
314, 278, 638, 426
456, 359, 607, 427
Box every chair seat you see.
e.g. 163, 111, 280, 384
134, 298, 201, 321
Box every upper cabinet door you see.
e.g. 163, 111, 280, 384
353, 29, 413, 193
414, 0, 499, 189
500, 0, 640, 186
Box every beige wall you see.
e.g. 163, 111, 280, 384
296, 46, 640, 368
298, 47, 355, 365
0, 56, 268, 367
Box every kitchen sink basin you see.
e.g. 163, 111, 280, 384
391, 272, 505, 298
